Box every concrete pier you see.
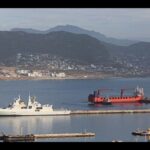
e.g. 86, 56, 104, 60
34, 132, 95, 138
71, 109, 150, 115
0, 132, 95, 142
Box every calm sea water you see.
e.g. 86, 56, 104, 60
0, 78, 150, 142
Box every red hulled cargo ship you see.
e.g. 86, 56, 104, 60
88, 86, 144, 104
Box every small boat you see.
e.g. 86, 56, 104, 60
132, 128, 150, 136
101, 98, 112, 105
3, 134, 35, 142
0, 95, 71, 116
140, 97, 150, 103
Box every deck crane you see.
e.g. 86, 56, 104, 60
120, 88, 134, 97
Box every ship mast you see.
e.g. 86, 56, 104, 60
27, 92, 32, 108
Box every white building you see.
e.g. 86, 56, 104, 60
51, 72, 66, 78
17, 70, 30, 75
28, 71, 42, 77
55, 72, 66, 78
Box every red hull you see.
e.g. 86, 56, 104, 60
88, 95, 143, 103
88, 86, 144, 104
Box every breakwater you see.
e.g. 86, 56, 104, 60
70, 109, 150, 115
0, 132, 95, 142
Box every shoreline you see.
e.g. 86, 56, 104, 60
0, 72, 150, 81
0, 66, 150, 80
0, 74, 113, 81
0, 75, 150, 81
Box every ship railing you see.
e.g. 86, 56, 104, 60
55, 107, 70, 111
43, 104, 52, 107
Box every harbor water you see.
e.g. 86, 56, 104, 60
0, 78, 150, 142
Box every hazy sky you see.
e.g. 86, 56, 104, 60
0, 8, 150, 39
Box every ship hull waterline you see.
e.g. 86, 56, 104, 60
88, 96, 144, 103
0, 109, 71, 116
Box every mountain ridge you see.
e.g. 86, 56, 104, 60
11, 24, 138, 46
0, 30, 111, 65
